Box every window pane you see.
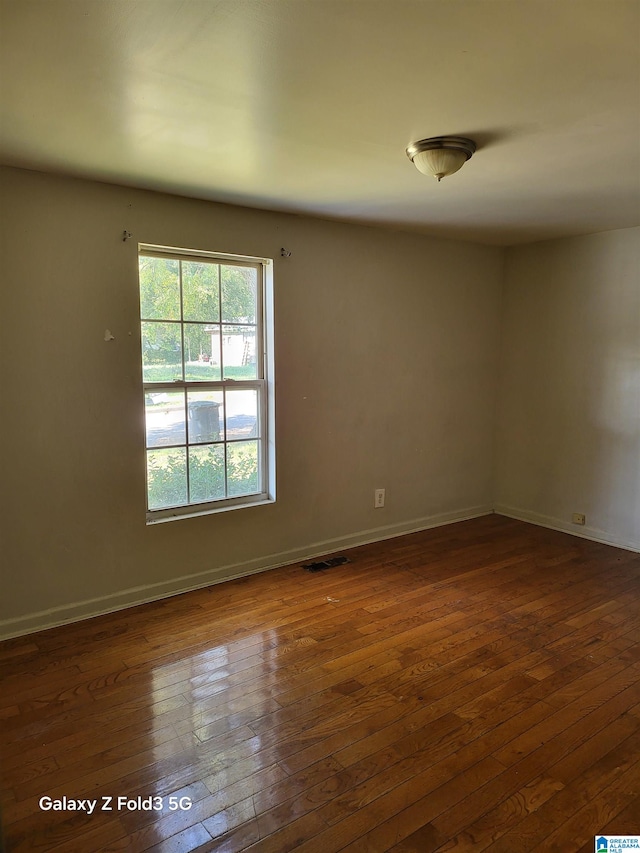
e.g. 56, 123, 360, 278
145, 390, 186, 448
221, 265, 257, 324
222, 325, 257, 379
189, 445, 225, 503
184, 323, 221, 381
142, 322, 182, 382
225, 389, 259, 440
187, 390, 223, 444
183, 261, 220, 323
139, 257, 180, 320
227, 440, 259, 497
147, 448, 187, 509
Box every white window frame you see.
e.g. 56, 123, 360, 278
139, 243, 275, 524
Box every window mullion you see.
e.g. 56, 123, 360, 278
178, 261, 192, 503
179, 261, 185, 381
223, 386, 228, 498
218, 264, 224, 380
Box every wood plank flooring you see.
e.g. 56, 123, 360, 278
1, 515, 639, 852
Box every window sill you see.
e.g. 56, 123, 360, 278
146, 494, 275, 525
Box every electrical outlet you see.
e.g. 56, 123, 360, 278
572, 513, 586, 525
374, 488, 385, 508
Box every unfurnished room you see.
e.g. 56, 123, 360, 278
0, 1, 639, 851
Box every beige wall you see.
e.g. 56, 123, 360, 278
0, 166, 502, 636
494, 228, 640, 551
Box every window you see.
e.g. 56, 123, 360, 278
138, 244, 275, 523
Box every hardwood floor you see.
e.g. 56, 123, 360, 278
1, 515, 639, 852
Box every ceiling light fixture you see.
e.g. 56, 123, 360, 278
406, 136, 476, 182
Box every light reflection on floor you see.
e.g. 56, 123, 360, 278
145, 629, 280, 847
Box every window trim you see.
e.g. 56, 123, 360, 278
139, 243, 275, 524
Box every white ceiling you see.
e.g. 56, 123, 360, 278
1, 0, 639, 245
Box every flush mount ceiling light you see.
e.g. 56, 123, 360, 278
406, 136, 476, 182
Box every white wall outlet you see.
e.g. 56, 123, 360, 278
572, 513, 586, 525
374, 488, 385, 508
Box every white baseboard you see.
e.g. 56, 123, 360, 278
0, 504, 493, 641
494, 504, 640, 554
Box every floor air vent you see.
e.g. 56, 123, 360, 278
303, 556, 350, 573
